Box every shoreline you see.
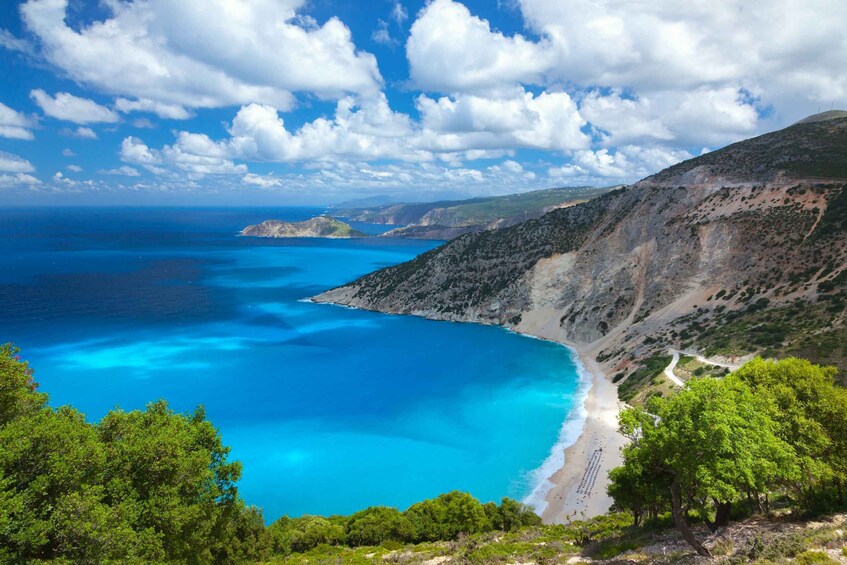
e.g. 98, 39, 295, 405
310, 298, 625, 523
535, 347, 626, 524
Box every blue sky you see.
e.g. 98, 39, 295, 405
0, 0, 844, 205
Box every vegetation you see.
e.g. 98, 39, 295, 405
617, 352, 673, 403
5, 340, 847, 562
609, 357, 847, 557
649, 116, 847, 183
336, 186, 614, 228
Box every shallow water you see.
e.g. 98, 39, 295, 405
0, 207, 584, 520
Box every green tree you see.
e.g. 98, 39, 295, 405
734, 357, 847, 507
404, 491, 488, 541
98, 401, 243, 562
0, 343, 46, 426
489, 498, 541, 531
609, 374, 797, 556
345, 506, 414, 546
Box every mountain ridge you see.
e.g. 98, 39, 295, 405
315, 117, 847, 396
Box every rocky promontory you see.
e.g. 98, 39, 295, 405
240, 216, 367, 238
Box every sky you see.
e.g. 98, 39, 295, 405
0, 0, 845, 206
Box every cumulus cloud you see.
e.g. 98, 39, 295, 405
0, 173, 41, 188
66, 164, 82, 172
0, 151, 36, 173
517, 0, 847, 107
405, 0, 847, 158
121, 134, 246, 177
407, 0, 551, 93
416, 88, 588, 152
31, 90, 119, 124
549, 145, 692, 183
0, 102, 36, 140
21, 0, 382, 112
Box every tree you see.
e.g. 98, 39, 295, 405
734, 357, 847, 507
0, 344, 260, 563
489, 498, 541, 531
404, 491, 488, 542
0, 343, 46, 426
98, 401, 243, 561
345, 506, 414, 546
609, 374, 797, 556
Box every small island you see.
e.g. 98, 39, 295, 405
240, 216, 367, 238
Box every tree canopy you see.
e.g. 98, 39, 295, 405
609, 357, 846, 556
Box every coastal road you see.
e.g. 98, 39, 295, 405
663, 348, 744, 387
663, 350, 685, 386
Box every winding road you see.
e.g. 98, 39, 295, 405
663, 348, 743, 387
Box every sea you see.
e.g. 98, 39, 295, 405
0, 206, 587, 521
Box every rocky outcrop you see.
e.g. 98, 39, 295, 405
315, 117, 847, 399
240, 216, 367, 239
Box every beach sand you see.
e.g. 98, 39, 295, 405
539, 351, 627, 523
516, 308, 627, 524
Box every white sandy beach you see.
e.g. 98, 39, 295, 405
539, 351, 627, 523
516, 309, 627, 524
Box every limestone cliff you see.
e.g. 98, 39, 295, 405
315, 116, 847, 400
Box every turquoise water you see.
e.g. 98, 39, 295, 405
0, 207, 585, 520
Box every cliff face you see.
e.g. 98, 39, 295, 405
315, 117, 847, 398
241, 217, 367, 238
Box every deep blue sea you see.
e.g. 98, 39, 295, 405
0, 207, 585, 521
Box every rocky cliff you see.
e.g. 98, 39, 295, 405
315, 116, 847, 401
241, 216, 367, 239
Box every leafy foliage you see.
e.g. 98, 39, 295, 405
609, 357, 847, 556
0, 344, 267, 563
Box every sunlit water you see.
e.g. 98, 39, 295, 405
0, 207, 585, 520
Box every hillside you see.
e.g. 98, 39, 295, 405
334, 186, 614, 240
240, 216, 367, 238
315, 117, 847, 400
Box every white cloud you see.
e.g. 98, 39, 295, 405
121, 134, 245, 177
21, 0, 382, 112
0, 173, 41, 188
416, 88, 588, 152
0, 151, 36, 173
372, 20, 394, 45
391, 2, 408, 24
115, 98, 193, 120
243, 173, 282, 188
549, 145, 692, 183
60, 126, 98, 139
0, 102, 36, 140
407, 0, 552, 93
0, 29, 34, 55
66, 164, 82, 172
31, 90, 119, 124
132, 118, 157, 129
61, 148, 74, 157
121, 137, 162, 166
100, 165, 141, 177
404, 0, 847, 155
